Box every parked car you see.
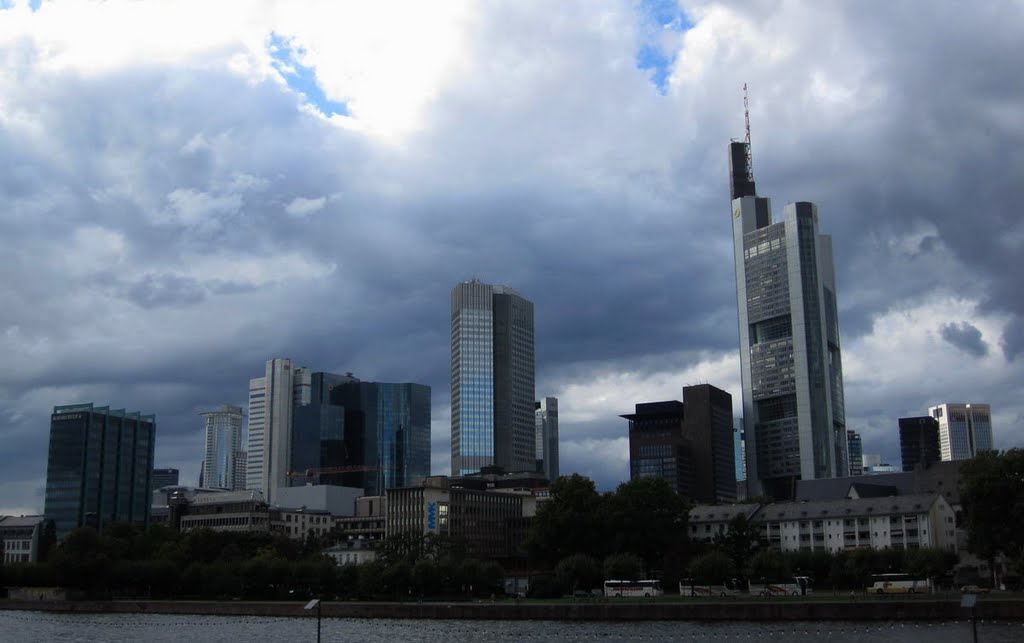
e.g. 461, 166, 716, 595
960, 585, 991, 594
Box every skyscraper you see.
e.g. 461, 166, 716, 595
451, 280, 536, 475
846, 430, 863, 476
730, 140, 847, 499
534, 397, 559, 481
44, 403, 155, 539
623, 384, 736, 504
200, 404, 245, 490
151, 468, 179, 492
927, 403, 993, 461
898, 416, 941, 471
246, 359, 430, 500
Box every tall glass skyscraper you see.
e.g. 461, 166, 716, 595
44, 403, 155, 539
200, 404, 245, 490
534, 397, 559, 481
451, 280, 536, 475
928, 403, 993, 461
729, 141, 847, 499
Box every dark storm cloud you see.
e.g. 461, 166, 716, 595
939, 322, 989, 358
2, 2, 1024, 511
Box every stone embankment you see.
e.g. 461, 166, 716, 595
2, 598, 1023, 620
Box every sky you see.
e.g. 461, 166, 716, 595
1, 0, 1023, 515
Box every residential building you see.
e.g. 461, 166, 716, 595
450, 279, 536, 475
928, 403, 994, 461
0, 515, 48, 564
900, 415, 942, 472
44, 403, 155, 539
624, 385, 736, 504
151, 468, 179, 492
847, 431, 863, 476
534, 397, 559, 481
200, 404, 245, 490
689, 494, 958, 554
323, 540, 377, 566
729, 140, 847, 499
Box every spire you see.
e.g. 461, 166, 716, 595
729, 83, 757, 200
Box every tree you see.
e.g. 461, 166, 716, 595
712, 514, 761, 576
524, 474, 605, 565
747, 548, 790, 582
555, 553, 603, 593
688, 551, 737, 585
603, 477, 691, 571
960, 449, 1024, 583
603, 553, 643, 581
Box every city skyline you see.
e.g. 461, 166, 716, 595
2, 2, 1023, 514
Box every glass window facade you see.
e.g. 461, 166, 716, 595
44, 403, 155, 540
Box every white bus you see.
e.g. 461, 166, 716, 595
679, 578, 744, 597
867, 573, 931, 594
750, 576, 813, 597
604, 579, 663, 598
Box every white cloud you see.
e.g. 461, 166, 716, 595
284, 196, 326, 218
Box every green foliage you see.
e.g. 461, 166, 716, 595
712, 515, 761, 574
688, 550, 737, 584
603, 553, 643, 581
960, 449, 1024, 577
603, 477, 691, 571
525, 474, 605, 565
555, 553, 603, 591
747, 548, 790, 581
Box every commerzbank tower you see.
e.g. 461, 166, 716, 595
729, 123, 848, 500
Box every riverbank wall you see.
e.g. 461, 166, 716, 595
3, 598, 1023, 621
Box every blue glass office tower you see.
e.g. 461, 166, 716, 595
730, 140, 848, 499
44, 403, 155, 540
451, 280, 536, 475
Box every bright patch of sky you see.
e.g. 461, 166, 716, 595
267, 32, 349, 118
635, 0, 691, 94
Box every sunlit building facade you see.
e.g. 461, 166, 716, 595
928, 403, 993, 461
451, 280, 536, 475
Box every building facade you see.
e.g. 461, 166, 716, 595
0, 516, 48, 564
624, 386, 736, 504
44, 404, 155, 539
177, 490, 270, 533
246, 358, 307, 502
199, 404, 245, 490
847, 431, 863, 476
151, 468, 179, 492
927, 403, 994, 462
729, 141, 848, 499
451, 280, 536, 475
534, 397, 559, 481
899, 416, 941, 471
690, 494, 957, 554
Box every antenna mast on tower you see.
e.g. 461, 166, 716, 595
743, 83, 754, 184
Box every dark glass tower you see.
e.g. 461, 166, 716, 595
899, 416, 941, 471
44, 403, 155, 540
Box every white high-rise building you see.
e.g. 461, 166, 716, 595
200, 404, 245, 490
729, 140, 847, 499
245, 358, 310, 503
451, 280, 535, 475
928, 403, 994, 461
534, 397, 559, 481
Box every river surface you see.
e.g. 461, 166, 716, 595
1, 611, 1022, 642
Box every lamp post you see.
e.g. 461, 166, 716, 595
304, 598, 321, 643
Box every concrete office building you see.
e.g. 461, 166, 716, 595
899, 416, 941, 471
0, 515, 48, 564
729, 139, 848, 499
928, 403, 994, 461
534, 397, 559, 481
44, 403, 155, 539
451, 280, 536, 475
200, 404, 245, 490
847, 431, 863, 476
624, 384, 736, 503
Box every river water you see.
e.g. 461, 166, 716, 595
1, 611, 1022, 642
